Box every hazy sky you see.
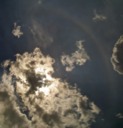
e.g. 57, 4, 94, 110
0, 0, 123, 128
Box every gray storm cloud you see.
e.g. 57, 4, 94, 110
111, 35, 123, 75
0, 48, 100, 128
61, 40, 90, 72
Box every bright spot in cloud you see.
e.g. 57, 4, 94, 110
37, 86, 50, 95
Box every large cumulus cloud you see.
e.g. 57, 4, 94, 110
0, 48, 100, 128
111, 35, 123, 74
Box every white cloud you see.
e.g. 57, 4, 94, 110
12, 23, 23, 38
61, 40, 90, 71
111, 35, 123, 75
1, 47, 100, 128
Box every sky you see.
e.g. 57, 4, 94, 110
0, 0, 123, 128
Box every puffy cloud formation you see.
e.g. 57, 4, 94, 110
92, 10, 107, 22
61, 40, 90, 72
111, 35, 123, 75
12, 23, 23, 38
0, 48, 100, 128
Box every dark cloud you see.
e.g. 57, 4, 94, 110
0, 90, 28, 128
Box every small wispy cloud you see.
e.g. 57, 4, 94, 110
29, 20, 53, 48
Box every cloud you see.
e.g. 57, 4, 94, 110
1, 48, 100, 128
12, 23, 23, 38
111, 35, 123, 75
92, 10, 107, 22
0, 88, 29, 128
61, 40, 90, 72
29, 20, 53, 48
116, 113, 123, 119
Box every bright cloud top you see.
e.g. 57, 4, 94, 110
61, 40, 90, 72
1, 48, 99, 128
